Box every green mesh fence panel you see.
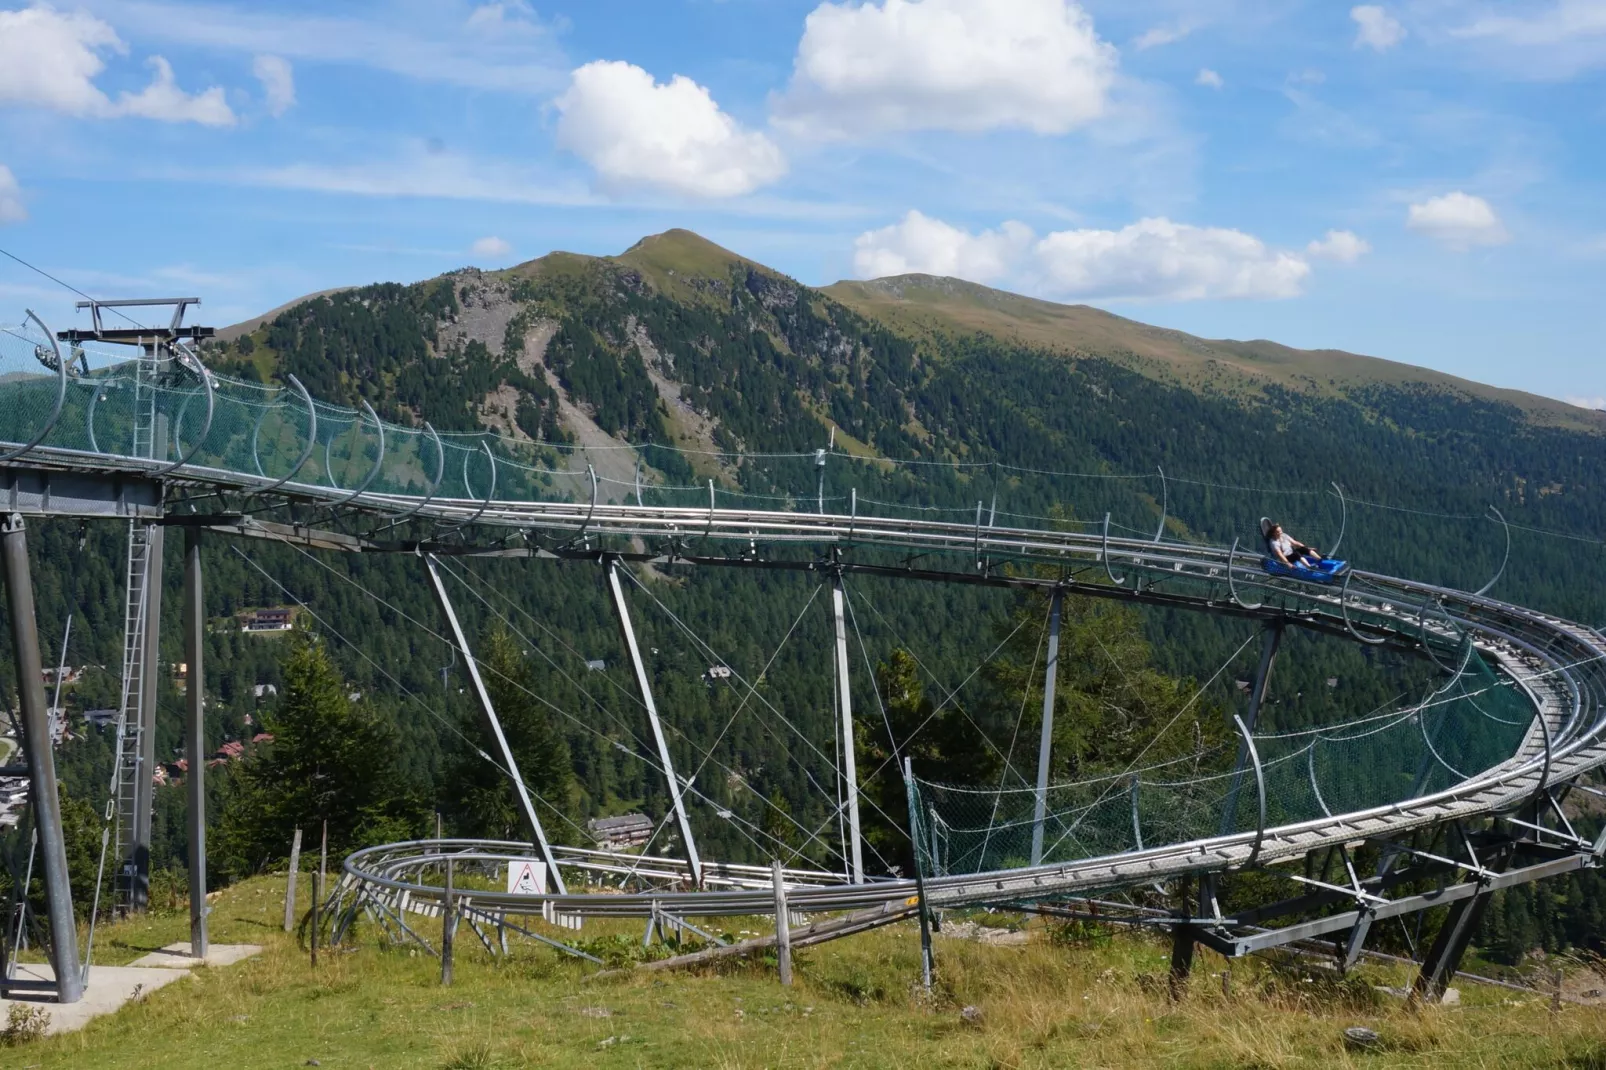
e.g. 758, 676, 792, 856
911, 644, 1533, 878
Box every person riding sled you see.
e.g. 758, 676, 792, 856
1261, 517, 1325, 569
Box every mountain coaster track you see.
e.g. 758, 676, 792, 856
2, 315, 1603, 1003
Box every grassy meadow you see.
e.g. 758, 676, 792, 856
4, 875, 1605, 1069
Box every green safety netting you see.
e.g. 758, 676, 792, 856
909, 644, 1534, 878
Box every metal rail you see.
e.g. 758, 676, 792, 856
4, 436, 1605, 930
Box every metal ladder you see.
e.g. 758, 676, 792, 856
109, 362, 160, 911
108, 521, 154, 911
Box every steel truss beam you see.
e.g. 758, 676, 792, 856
605, 558, 703, 888
422, 553, 566, 894
831, 571, 865, 884
1030, 588, 1063, 866
1187, 847, 1590, 960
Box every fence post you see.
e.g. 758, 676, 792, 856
771, 860, 792, 987
905, 757, 935, 991
283, 827, 302, 933
441, 859, 456, 986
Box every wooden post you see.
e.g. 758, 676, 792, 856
441, 859, 456, 986
310, 821, 326, 966
283, 827, 302, 933
1552, 966, 1564, 1014
772, 860, 792, 987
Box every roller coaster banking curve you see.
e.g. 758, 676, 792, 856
1, 306, 1602, 1005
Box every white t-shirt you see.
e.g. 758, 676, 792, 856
1269, 533, 1296, 559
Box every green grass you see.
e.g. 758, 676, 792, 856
13, 877, 1606, 1069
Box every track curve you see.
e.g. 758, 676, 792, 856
2, 360, 1603, 931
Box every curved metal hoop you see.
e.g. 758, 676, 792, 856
85, 380, 111, 455
252, 376, 319, 496
1129, 777, 1144, 851
154, 351, 216, 477
330, 400, 386, 507
1534, 690, 1553, 802
1328, 482, 1347, 557
451, 441, 498, 529
1339, 569, 1387, 645
1225, 537, 1262, 610
1307, 741, 1332, 817
251, 404, 272, 477
1418, 694, 1472, 781
0, 310, 68, 463
1233, 713, 1267, 868
1472, 506, 1511, 598
576, 464, 600, 540
1418, 596, 1469, 672
1153, 466, 1168, 543
1102, 513, 1127, 586
381, 422, 444, 526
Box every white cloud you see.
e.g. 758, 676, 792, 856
1134, 20, 1195, 50
116, 56, 234, 125
214, 150, 600, 207
253, 54, 295, 116
1033, 218, 1311, 301
554, 60, 786, 199
1306, 229, 1370, 262
1351, 5, 1405, 51
853, 210, 1033, 281
1565, 395, 1606, 410
470, 235, 513, 259
852, 213, 1312, 301
1455, 2, 1606, 47
777, 0, 1118, 138
0, 165, 25, 224
465, 1, 542, 35
1196, 68, 1224, 89
1450, 2, 1606, 78
0, 5, 233, 125
0, 4, 125, 116
80, 0, 566, 94
1406, 192, 1509, 250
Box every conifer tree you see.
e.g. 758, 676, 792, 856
441, 628, 574, 840
216, 630, 422, 876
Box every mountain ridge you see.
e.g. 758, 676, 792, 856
823, 273, 1600, 431
224, 228, 1603, 434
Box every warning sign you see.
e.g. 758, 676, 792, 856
506, 858, 546, 895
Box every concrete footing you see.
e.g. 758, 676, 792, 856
0, 944, 260, 1037
127, 942, 262, 969
0, 963, 189, 1036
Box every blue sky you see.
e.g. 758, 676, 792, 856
1, 0, 1603, 406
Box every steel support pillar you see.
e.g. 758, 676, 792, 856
1169, 877, 1195, 1000
1413, 848, 1510, 1004
1030, 589, 1064, 866
1, 514, 82, 1003
830, 573, 864, 883
605, 559, 702, 887
183, 527, 208, 957
129, 520, 164, 911
423, 554, 566, 894
1221, 622, 1282, 835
